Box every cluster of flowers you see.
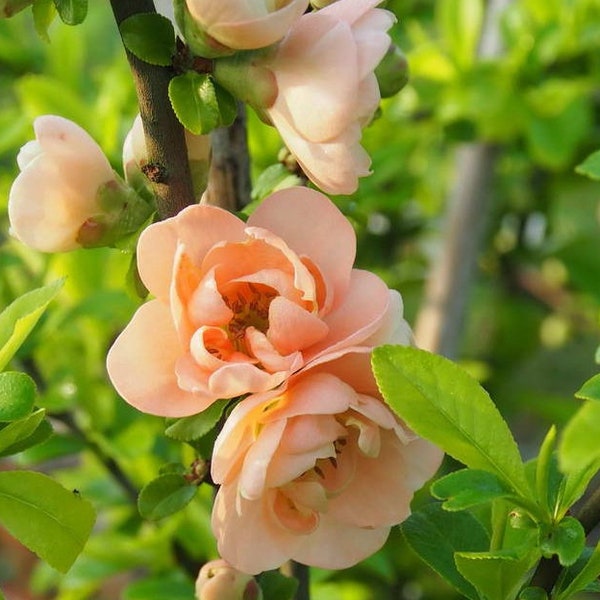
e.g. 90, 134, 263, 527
5, 0, 442, 587
176, 0, 396, 195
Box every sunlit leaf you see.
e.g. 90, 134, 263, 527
0, 372, 36, 421
0, 470, 95, 572
120, 13, 175, 67
138, 474, 197, 521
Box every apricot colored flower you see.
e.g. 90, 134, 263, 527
265, 0, 394, 194
107, 187, 408, 417
211, 352, 443, 573
8, 116, 116, 252
185, 0, 309, 50
195, 559, 262, 600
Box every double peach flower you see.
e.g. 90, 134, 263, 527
107, 187, 442, 572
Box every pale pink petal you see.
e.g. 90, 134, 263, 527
320, 0, 381, 24
106, 301, 212, 417
361, 289, 413, 347
245, 327, 303, 372
308, 269, 391, 360
267, 297, 329, 355
239, 419, 287, 499
207, 361, 287, 397
137, 204, 245, 301
188, 268, 233, 326
273, 14, 358, 142
291, 515, 390, 569
354, 10, 395, 78
249, 188, 356, 301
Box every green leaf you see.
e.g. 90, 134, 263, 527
164, 399, 229, 442
541, 517, 585, 567
437, 0, 483, 69
169, 72, 220, 135
0, 372, 36, 421
0, 470, 95, 572
120, 13, 175, 67
52, 0, 87, 25
32, 0, 56, 42
575, 373, 600, 401
138, 474, 197, 521
519, 587, 548, 600
0, 417, 53, 458
0, 280, 63, 371
559, 400, 600, 474
123, 573, 195, 600
556, 542, 600, 600
251, 163, 302, 202
401, 503, 489, 600
455, 551, 539, 600
432, 469, 514, 511
576, 150, 600, 181
169, 73, 235, 135
259, 570, 298, 600
372, 346, 530, 498
0, 408, 45, 455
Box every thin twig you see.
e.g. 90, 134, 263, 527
109, 0, 196, 219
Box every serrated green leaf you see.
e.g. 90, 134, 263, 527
52, 0, 86, 25
0, 372, 36, 421
432, 469, 514, 511
32, 0, 56, 42
372, 346, 530, 498
120, 13, 175, 67
575, 373, 600, 401
0, 470, 95, 572
259, 570, 298, 600
213, 80, 237, 127
165, 399, 229, 442
0, 408, 45, 455
556, 542, 600, 600
455, 550, 539, 600
138, 474, 197, 521
541, 517, 585, 567
575, 150, 600, 181
0, 418, 53, 458
401, 503, 489, 600
169, 72, 220, 135
0, 280, 63, 371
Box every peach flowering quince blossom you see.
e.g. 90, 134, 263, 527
239, 0, 394, 195
8, 115, 117, 252
185, 0, 309, 51
210, 351, 443, 574
106, 186, 409, 417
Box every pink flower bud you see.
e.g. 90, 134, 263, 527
184, 0, 309, 50
8, 116, 116, 252
195, 559, 262, 600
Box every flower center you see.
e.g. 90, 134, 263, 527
222, 281, 278, 351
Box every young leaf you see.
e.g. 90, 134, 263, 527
0, 408, 45, 455
559, 400, 600, 475
401, 503, 489, 600
32, 0, 56, 42
169, 72, 221, 135
432, 469, 514, 511
575, 373, 600, 401
0, 279, 63, 371
575, 150, 600, 181
258, 570, 298, 600
372, 345, 530, 497
535, 426, 558, 516
556, 543, 600, 600
0, 470, 95, 572
0, 417, 52, 458
52, 0, 87, 25
165, 399, 229, 442
455, 551, 540, 600
540, 517, 585, 567
120, 13, 175, 67
0, 372, 36, 421
138, 473, 197, 521
519, 587, 548, 600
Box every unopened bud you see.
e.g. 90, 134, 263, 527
1, 0, 33, 18
195, 559, 262, 600
375, 44, 409, 99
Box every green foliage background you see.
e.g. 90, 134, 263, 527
0, 0, 599, 598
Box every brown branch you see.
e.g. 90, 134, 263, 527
109, 0, 196, 219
